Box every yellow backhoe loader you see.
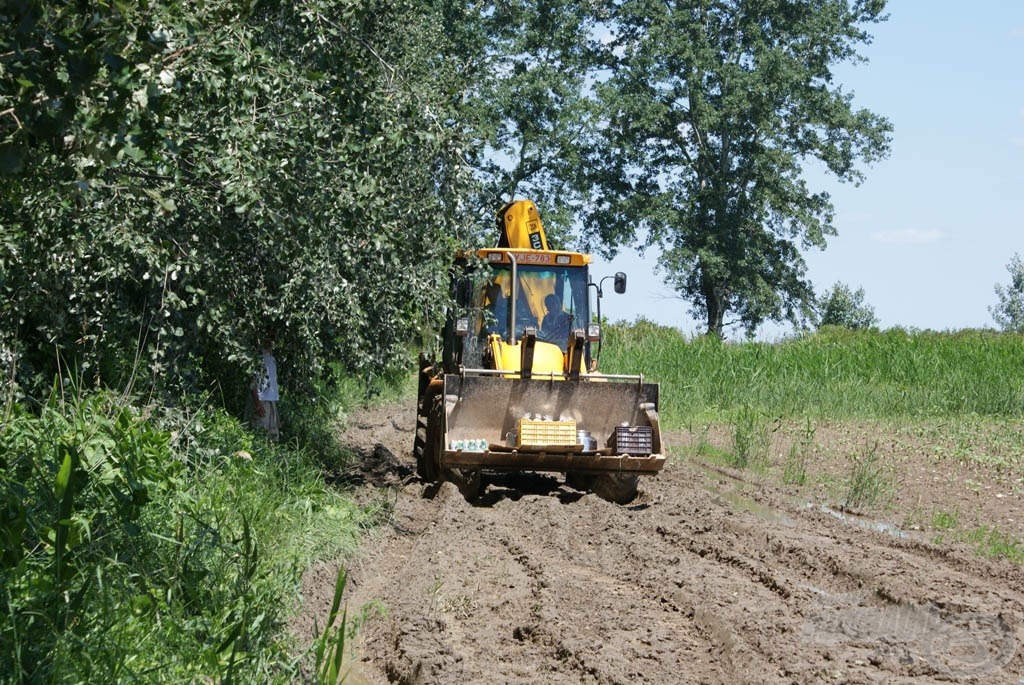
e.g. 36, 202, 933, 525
414, 200, 665, 503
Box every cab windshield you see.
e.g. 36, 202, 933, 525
476, 263, 590, 349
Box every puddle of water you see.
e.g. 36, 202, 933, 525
696, 462, 910, 540
696, 463, 797, 527
707, 484, 798, 527
808, 503, 907, 539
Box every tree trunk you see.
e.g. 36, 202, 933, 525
701, 270, 725, 340
705, 303, 724, 340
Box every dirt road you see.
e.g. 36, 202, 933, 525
296, 403, 1024, 684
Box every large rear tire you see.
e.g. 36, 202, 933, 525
565, 471, 590, 491
415, 390, 443, 483
413, 412, 431, 481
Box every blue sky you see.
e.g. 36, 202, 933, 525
593, 2, 1024, 339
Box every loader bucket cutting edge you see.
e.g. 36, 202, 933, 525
438, 373, 665, 475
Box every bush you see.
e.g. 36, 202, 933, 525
0, 387, 372, 683
1, 390, 181, 681
990, 253, 1024, 333
817, 282, 878, 330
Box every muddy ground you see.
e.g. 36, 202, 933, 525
294, 403, 1024, 684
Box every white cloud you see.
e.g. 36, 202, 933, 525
870, 228, 943, 245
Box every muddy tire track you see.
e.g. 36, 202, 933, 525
296, 405, 1024, 684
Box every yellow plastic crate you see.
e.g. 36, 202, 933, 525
517, 419, 577, 447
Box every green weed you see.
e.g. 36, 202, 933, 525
728, 405, 771, 469
0, 384, 371, 683
428, 573, 445, 613
932, 509, 959, 531
692, 440, 734, 464
842, 440, 895, 510
314, 568, 350, 684
963, 527, 1024, 563
783, 419, 816, 486
688, 422, 713, 457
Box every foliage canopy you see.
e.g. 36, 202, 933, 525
1, 0, 467, 403
441, 0, 602, 247
2, 0, 896, 403
581, 0, 892, 338
990, 253, 1024, 334
818, 281, 878, 330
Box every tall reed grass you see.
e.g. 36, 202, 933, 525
601, 321, 1024, 426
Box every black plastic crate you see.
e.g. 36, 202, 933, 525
609, 425, 653, 455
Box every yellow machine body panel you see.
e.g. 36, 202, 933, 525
476, 248, 592, 267
488, 335, 566, 377
498, 199, 549, 250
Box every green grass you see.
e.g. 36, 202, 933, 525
689, 425, 733, 464
728, 405, 771, 469
314, 568, 351, 684
930, 514, 1023, 564
601, 322, 1024, 426
962, 526, 1024, 563
0, 385, 378, 683
932, 509, 960, 531
782, 419, 815, 486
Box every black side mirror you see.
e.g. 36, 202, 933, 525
613, 272, 627, 294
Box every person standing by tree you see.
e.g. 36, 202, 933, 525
249, 336, 280, 441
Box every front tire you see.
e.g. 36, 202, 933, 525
415, 389, 443, 483
587, 473, 640, 505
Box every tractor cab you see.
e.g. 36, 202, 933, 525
444, 200, 625, 379
449, 249, 594, 376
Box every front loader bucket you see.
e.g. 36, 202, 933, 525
438, 372, 665, 475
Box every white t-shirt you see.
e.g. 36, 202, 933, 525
256, 351, 279, 402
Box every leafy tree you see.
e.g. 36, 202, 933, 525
443, 0, 602, 246
582, 0, 892, 338
817, 281, 877, 330
990, 253, 1024, 333
1, 1, 466, 403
